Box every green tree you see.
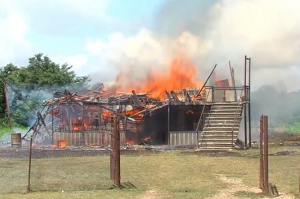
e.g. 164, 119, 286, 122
0, 64, 20, 127
0, 53, 89, 127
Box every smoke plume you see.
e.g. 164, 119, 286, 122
87, 0, 300, 92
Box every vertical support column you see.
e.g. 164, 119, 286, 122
124, 105, 127, 143
51, 104, 54, 145
81, 104, 85, 146
167, 105, 170, 145
211, 86, 214, 102
110, 116, 120, 187
248, 57, 252, 147
110, 117, 114, 181
244, 55, 248, 148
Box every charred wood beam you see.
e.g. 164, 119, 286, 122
96, 104, 136, 123
142, 104, 169, 117
229, 61, 237, 101
46, 100, 157, 106
131, 90, 144, 107
165, 91, 173, 105
183, 89, 192, 104
195, 64, 217, 98
170, 91, 181, 105
128, 104, 168, 120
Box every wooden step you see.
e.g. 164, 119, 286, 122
208, 114, 242, 118
206, 115, 242, 121
203, 132, 239, 135
196, 146, 234, 150
199, 143, 235, 147
212, 102, 241, 105
210, 109, 242, 112
204, 127, 239, 131
202, 130, 239, 134
205, 121, 241, 125
200, 138, 237, 142
204, 123, 240, 127
199, 134, 238, 138
199, 102, 243, 150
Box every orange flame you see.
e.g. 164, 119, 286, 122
186, 110, 194, 115
112, 54, 202, 99
142, 136, 151, 142
58, 140, 66, 148
126, 139, 136, 145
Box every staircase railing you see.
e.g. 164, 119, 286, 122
196, 88, 211, 148
230, 90, 244, 148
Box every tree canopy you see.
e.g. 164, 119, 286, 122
0, 53, 89, 127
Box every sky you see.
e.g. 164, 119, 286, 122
1, 0, 300, 92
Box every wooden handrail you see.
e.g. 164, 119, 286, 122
197, 88, 211, 148
230, 89, 245, 148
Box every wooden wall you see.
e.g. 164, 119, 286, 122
52, 131, 126, 146
169, 131, 200, 146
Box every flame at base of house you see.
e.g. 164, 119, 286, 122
58, 140, 67, 148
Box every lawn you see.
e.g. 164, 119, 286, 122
0, 126, 29, 140
0, 127, 13, 139
0, 146, 299, 199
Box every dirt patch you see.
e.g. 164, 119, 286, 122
271, 150, 299, 156
0, 148, 161, 159
209, 175, 294, 199
182, 150, 242, 157
140, 190, 165, 199
270, 132, 300, 142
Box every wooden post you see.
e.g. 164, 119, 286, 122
263, 115, 269, 194
110, 117, 120, 187
248, 58, 252, 148
259, 115, 272, 195
259, 116, 264, 189
27, 136, 33, 193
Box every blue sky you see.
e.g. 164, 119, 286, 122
1, 0, 300, 91
26, 0, 164, 55
0, 0, 165, 68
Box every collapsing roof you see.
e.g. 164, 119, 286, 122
22, 85, 207, 147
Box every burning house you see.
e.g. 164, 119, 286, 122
20, 56, 252, 150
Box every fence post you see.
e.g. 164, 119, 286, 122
110, 116, 120, 187
259, 115, 264, 189
27, 136, 33, 193
259, 115, 279, 197
263, 115, 269, 194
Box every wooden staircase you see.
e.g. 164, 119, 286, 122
198, 102, 243, 149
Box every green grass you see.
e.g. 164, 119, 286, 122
234, 191, 265, 198
0, 126, 28, 139
0, 127, 12, 138
0, 146, 299, 199
281, 122, 300, 134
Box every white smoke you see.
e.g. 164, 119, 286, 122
86, 0, 300, 92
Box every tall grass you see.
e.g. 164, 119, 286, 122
0, 127, 13, 138
283, 122, 300, 134
0, 126, 28, 140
